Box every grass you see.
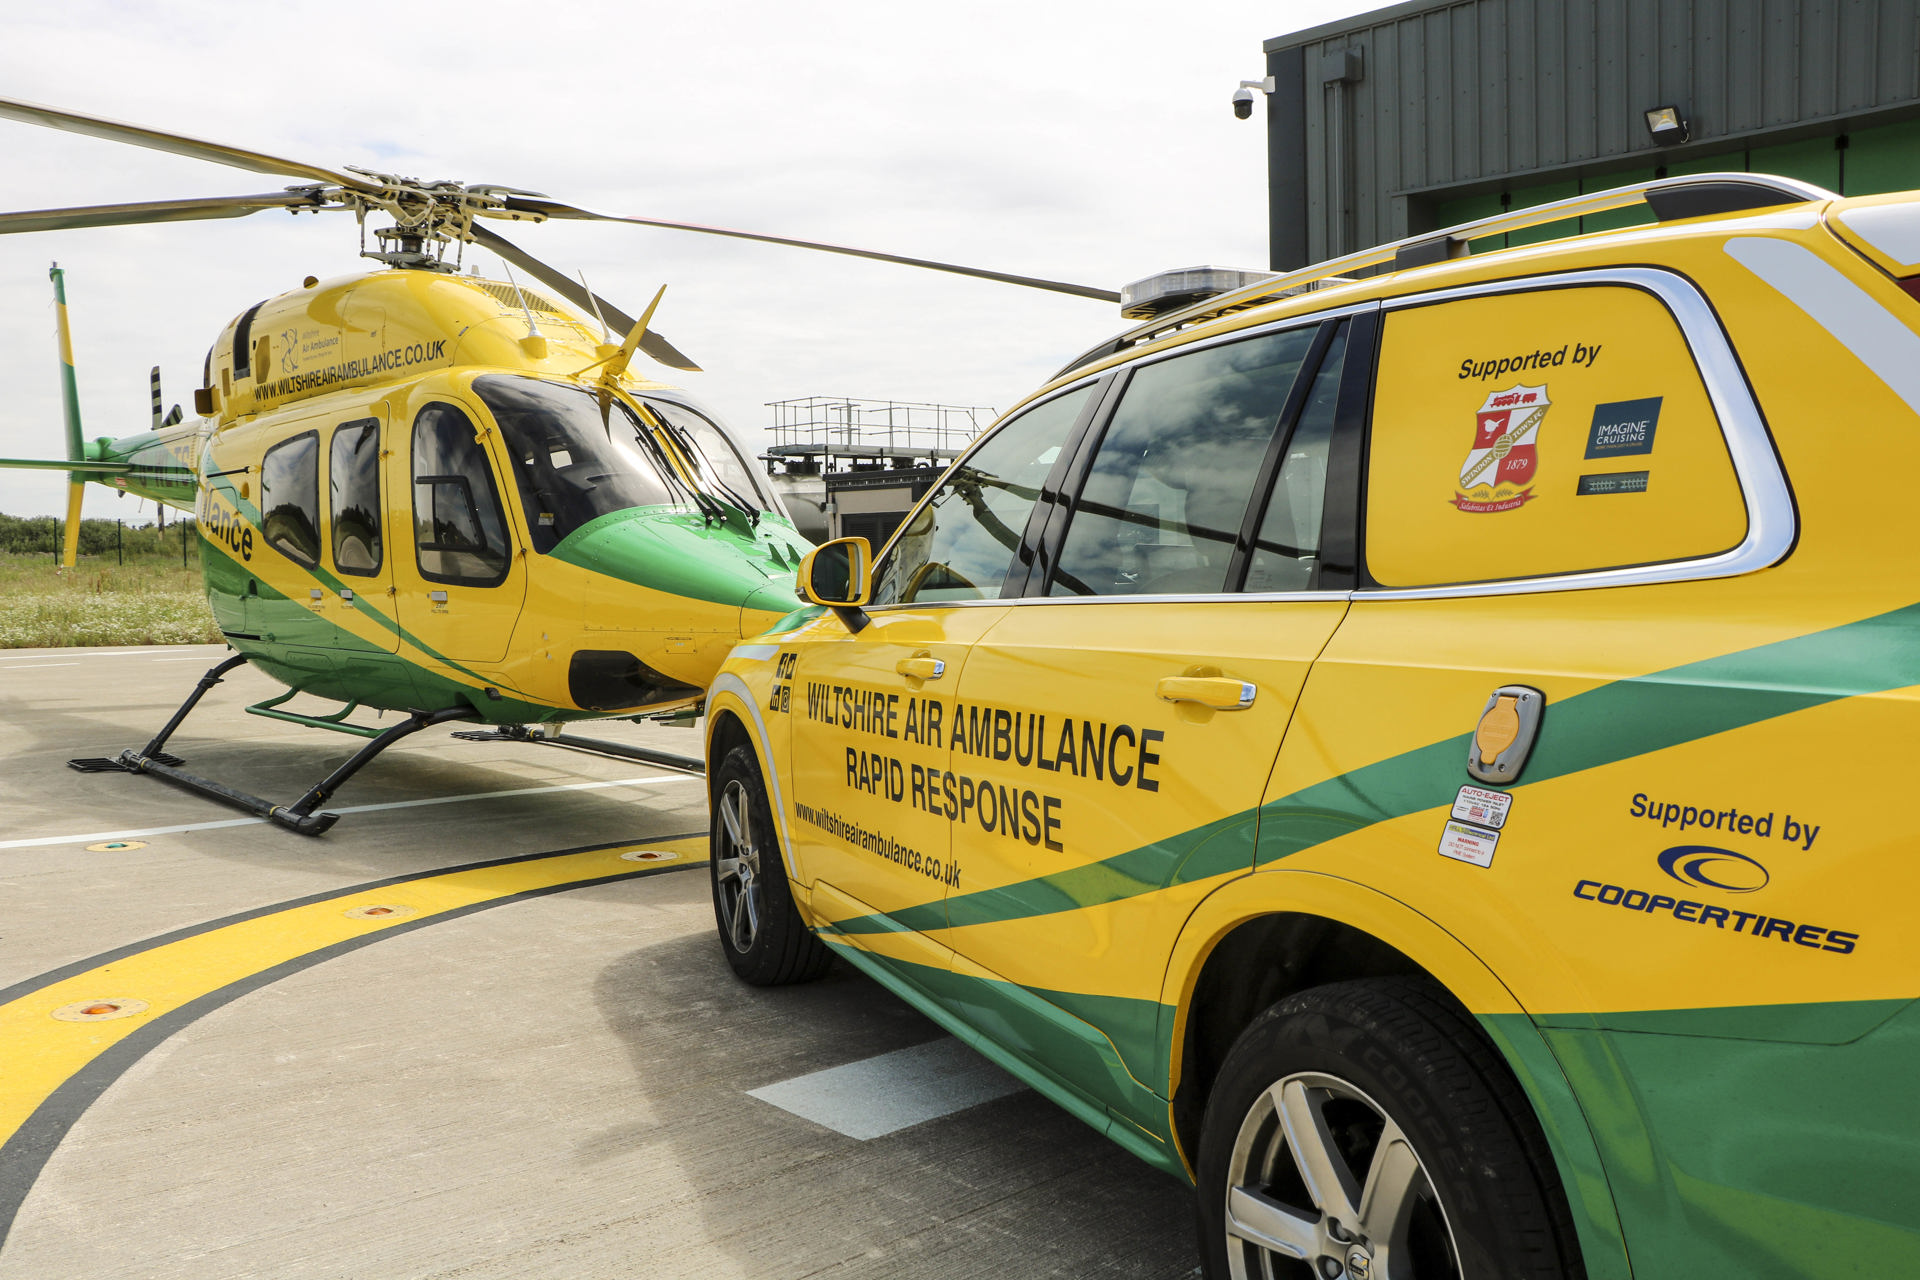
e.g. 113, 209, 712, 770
0, 553, 221, 648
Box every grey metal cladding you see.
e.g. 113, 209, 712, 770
1267, 0, 1920, 261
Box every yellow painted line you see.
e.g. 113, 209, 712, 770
0, 835, 709, 1152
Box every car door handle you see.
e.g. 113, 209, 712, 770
1157, 676, 1255, 710
896, 656, 946, 680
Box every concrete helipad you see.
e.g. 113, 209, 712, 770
0, 645, 1197, 1278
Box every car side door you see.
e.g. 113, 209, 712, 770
936, 313, 1369, 1128
785, 382, 1104, 944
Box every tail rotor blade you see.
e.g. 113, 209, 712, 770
61, 480, 83, 570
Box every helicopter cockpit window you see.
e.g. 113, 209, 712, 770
871, 384, 1094, 606
329, 419, 382, 576
472, 376, 681, 554
642, 397, 779, 513
412, 402, 512, 586
260, 430, 322, 567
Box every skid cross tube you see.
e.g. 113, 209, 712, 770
123, 705, 480, 836
97, 653, 486, 836
450, 724, 705, 775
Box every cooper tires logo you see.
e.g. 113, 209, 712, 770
1657, 844, 1769, 893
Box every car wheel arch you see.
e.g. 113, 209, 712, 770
704, 706, 755, 807
1160, 872, 1636, 1279
702, 675, 806, 884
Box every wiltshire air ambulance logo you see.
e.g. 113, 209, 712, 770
1452, 383, 1550, 513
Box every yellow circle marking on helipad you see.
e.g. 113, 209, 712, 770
619, 849, 679, 863
343, 904, 418, 921
0, 834, 711, 1155
85, 840, 147, 853
52, 998, 149, 1023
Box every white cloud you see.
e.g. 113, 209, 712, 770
0, 0, 1376, 517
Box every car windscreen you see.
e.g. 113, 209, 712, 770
473, 375, 682, 553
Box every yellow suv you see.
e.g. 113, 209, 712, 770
703, 173, 1920, 1279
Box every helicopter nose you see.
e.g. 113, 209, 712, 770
740, 580, 804, 639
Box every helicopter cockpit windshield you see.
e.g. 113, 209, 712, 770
639, 396, 781, 516
475, 376, 698, 553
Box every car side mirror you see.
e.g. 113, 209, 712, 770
797, 536, 872, 631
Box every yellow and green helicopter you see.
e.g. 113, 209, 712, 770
0, 96, 1120, 835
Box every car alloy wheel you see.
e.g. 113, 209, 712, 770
1223, 1069, 1459, 1279
713, 776, 762, 954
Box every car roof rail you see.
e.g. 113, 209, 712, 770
1054, 171, 1837, 379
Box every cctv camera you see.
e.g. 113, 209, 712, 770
1232, 86, 1256, 120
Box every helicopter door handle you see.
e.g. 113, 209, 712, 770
896, 656, 946, 681
1158, 676, 1255, 710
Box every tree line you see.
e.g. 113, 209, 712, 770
0, 511, 201, 561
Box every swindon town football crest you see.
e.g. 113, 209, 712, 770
1453, 383, 1550, 512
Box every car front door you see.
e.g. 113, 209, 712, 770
784, 382, 1104, 945
937, 316, 1366, 1124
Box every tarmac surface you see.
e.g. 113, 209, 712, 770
0, 645, 1198, 1278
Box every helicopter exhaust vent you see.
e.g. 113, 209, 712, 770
473, 281, 567, 316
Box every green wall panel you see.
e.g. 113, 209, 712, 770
1506, 180, 1582, 247
1750, 137, 1842, 190
1844, 119, 1920, 195
1581, 168, 1658, 232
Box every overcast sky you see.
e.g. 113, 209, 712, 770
0, 0, 1375, 519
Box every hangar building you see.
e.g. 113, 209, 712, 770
1260, 0, 1920, 267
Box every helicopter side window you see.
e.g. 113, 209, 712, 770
412, 402, 512, 586
260, 430, 322, 567
473, 376, 681, 553
330, 419, 382, 576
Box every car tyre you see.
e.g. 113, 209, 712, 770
709, 743, 833, 986
1196, 976, 1584, 1280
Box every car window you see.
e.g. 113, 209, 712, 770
260, 430, 321, 567
1049, 327, 1316, 597
1243, 324, 1348, 592
1365, 285, 1746, 587
870, 385, 1094, 606
329, 418, 382, 576
412, 401, 513, 586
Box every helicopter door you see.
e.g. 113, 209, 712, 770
321, 413, 399, 654
392, 399, 527, 665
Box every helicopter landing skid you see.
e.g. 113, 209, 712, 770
450, 725, 705, 776
68, 653, 479, 836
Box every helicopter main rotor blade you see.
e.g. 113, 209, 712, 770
467, 223, 703, 372
0, 95, 376, 192
0, 191, 331, 235
500, 197, 1124, 304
